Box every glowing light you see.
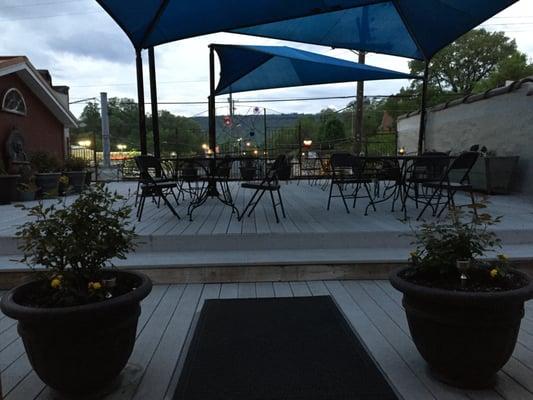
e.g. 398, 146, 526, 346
303, 139, 313, 147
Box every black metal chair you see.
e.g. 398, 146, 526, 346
239, 155, 287, 223
134, 155, 180, 221
327, 153, 376, 215
416, 151, 479, 220
404, 152, 450, 209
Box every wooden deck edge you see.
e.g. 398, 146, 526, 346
2, 260, 533, 288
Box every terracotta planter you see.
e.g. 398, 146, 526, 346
0, 175, 20, 204
0, 271, 152, 394
390, 267, 533, 389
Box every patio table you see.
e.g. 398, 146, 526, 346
362, 155, 455, 217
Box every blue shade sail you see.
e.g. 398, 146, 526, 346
213, 45, 416, 96
95, 0, 518, 60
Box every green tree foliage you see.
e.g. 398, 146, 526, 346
71, 98, 205, 155
409, 29, 519, 94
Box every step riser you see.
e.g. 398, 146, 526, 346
3, 261, 533, 289
3, 229, 533, 256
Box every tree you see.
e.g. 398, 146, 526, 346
475, 52, 533, 92
409, 29, 518, 94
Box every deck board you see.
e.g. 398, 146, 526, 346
2, 282, 533, 400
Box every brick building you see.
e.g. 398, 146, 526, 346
0, 56, 77, 167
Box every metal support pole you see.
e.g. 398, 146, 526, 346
354, 51, 366, 154
418, 61, 430, 155
298, 121, 303, 175
135, 49, 148, 155
263, 108, 267, 171
148, 47, 161, 158
100, 92, 111, 168
208, 46, 216, 152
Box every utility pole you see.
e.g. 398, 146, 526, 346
100, 92, 111, 168
353, 51, 366, 154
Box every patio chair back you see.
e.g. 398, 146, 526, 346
135, 155, 166, 182
445, 151, 479, 184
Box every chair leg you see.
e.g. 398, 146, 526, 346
158, 190, 181, 219
338, 184, 350, 214
469, 190, 478, 218
364, 183, 377, 215
247, 190, 266, 217
269, 190, 280, 223
417, 187, 439, 220
277, 189, 286, 218
327, 181, 334, 210
137, 196, 146, 221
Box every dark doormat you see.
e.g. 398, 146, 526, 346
173, 296, 398, 400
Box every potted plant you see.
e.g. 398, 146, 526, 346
0, 158, 20, 204
16, 163, 38, 202
30, 151, 62, 198
63, 156, 89, 193
0, 185, 152, 395
390, 206, 533, 389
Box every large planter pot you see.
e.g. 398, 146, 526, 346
470, 156, 519, 194
64, 170, 86, 193
17, 190, 37, 202
35, 173, 60, 198
0, 175, 20, 204
0, 270, 152, 394
390, 267, 533, 389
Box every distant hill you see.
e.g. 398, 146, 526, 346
192, 113, 318, 145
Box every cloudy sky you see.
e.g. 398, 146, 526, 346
2, 0, 533, 118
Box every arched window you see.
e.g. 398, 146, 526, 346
2, 88, 27, 116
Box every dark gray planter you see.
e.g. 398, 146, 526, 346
390, 267, 533, 389
470, 156, 519, 194
0, 175, 20, 204
17, 190, 37, 202
0, 270, 152, 395
64, 171, 86, 193
35, 173, 60, 198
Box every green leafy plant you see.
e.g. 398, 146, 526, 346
16, 184, 137, 307
30, 151, 62, 173
405, 204, 521, 291
63, 157, 88, 172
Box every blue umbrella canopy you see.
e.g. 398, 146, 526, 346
95, 0, 518, 59
213, 44, 416, 96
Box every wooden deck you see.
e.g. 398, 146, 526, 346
2, 182, 533, 276
3, 281, 533, 400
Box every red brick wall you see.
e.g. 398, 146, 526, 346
0, 73, 65, 167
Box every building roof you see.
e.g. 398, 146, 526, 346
0, 56, 77, 127
398, 77, 533, 121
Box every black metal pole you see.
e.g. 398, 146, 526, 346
263, 108, 267, 171
208, 46, 216, 153
135, 49, 147, 155
148, 47, 161, 158
354, 51, 366, 154
417, 61, 430, 155
298, 121, 303, 174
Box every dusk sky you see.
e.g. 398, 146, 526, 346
2, 1, 533, 118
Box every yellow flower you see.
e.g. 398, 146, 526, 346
490, 269, 499, 278
497, 254, 508, 261
409, 251, 418, 258
59, 175, 69, 185
88, 282, 102, 290
50, 278, 61, 289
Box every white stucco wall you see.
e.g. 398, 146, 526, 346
398, 81, 533, 195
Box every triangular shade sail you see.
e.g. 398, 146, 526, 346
95, 0, 518, 60
213, 45, 416, 96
